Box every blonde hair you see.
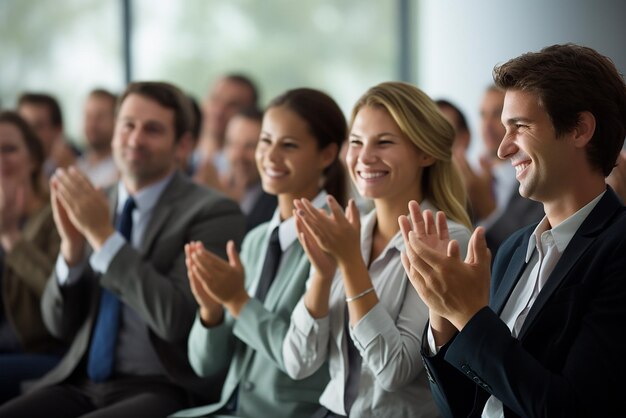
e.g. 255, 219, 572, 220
350, 81, 472, 230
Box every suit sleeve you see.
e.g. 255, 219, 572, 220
230, 298, 290, 373
428, 232, 626, 417
41, 267, 95, 342
188, 313, 236, 378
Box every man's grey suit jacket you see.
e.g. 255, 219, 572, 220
34, 172, 246, 403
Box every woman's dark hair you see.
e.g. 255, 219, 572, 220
0, 111, 46, 194
268, 88, 347, 206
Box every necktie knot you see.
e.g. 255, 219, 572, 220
117, 197, 136, 241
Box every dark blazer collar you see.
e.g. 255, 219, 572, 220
491, 241, 530, 316
516, 188, 622, 338
491, 187, 623, 327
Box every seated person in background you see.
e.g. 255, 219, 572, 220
175, 94, 202, 177
0, 81, 246, 418
18, 93, 78, 177
404, 43, 626, 418
0, 111, 63, 404
219, 107, 276, 231
436, 98, 471, 157
172, 88, 346, 418
193, 73, 259, 178
76, 89, 119, 189
283, 82, 471, 418
454, 85, 542, 256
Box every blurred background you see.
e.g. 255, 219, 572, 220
1, 0, 625, 161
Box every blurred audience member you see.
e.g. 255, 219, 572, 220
76, 89, 119, 188
436, 99, 471, 156
17, 93, 78, 177
197, 107, 276, 231
176, 95, 202, 177
193, 73, 258, 176
0, 111, 62, 404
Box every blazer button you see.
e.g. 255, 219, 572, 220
242, 381, 255, 391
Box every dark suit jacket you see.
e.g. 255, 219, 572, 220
422, 188, 626, 417
33, 172, 246, 403
245, 190, 277, 232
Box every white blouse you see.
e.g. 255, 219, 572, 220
283, 200, 471, 417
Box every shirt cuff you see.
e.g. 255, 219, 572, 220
89, 231, 125, 274
55, 254, 88, 286
292, 298, 329, 336
426, 324, 441, 356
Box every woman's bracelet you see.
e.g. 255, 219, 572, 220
345, 287, 375, 303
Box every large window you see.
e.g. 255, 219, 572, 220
132, 1, 401, 113
1, 0, 410, 142
0, 0, 123, 145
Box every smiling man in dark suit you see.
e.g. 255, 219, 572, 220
0, 82, 245, 417
400, 44, 626, 417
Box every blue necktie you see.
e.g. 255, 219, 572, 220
87, 196, 135, 382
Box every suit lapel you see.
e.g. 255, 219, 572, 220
517, 189, 622, 339
139, 172, 184, 255
108, 186, 118, 224
491, 244, 528, 315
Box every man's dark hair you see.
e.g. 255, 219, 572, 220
224, 73, 259, 107
89, 88, 118, 108
236, 106, 263, 124
118, 82, 193, 142
17, 93, 63, 127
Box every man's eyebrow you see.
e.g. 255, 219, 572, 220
504, 117, 532, 125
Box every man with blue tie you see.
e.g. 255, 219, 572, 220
0, 82, 246, 417
401, 44, 626, 417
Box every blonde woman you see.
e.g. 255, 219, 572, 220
283, 82, 472, 417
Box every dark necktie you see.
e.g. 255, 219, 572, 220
87, 196, 135, 382
254, 226, 282, 302
343, 306, 361, 415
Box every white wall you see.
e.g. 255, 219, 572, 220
416, 0, 626, 162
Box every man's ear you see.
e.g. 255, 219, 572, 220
572, 111, 596, 148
